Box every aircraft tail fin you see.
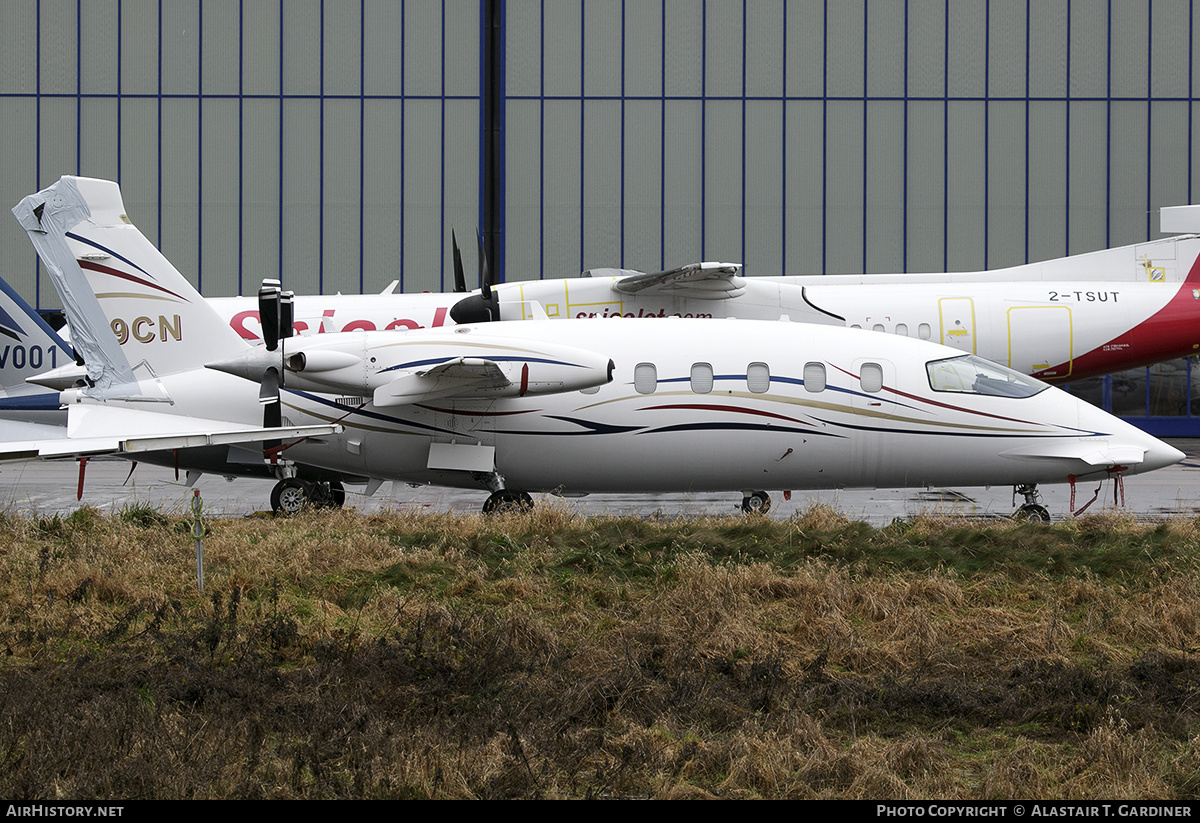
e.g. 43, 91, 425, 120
0, 275, 74, 397
12, 176, 249, 398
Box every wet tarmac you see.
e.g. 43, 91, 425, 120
2, 441, 1199, 526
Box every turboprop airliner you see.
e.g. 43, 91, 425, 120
7, 176, 1184, 519
201, 211, 1200, 385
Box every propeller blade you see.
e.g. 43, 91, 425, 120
280, 290, 295, 341
451, 228, 467, 293
477, 228, 492, 300
258, 279, 282, 351
260, 367, 281, 406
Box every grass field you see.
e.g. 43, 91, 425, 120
1, 502, 1199, 799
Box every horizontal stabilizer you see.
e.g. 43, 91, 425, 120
1160, 205, 1200, 235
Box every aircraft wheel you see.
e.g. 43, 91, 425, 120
308, 479, 347, 509
271, 478, 311, 515
1013, 503, 1051, 522
326, 479, 347, 508
741, 490, 771, 515
482, 490, 534, 515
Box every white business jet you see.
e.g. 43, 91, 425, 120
9, 176, 1184, 519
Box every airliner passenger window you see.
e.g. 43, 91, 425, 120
747, 362, 771, 393
926, 354, 1046, 398
918, 323, 931, 340
634, 363, 657, 394
895, 323, 908, 336
873, 324, 885, 333
690, 363, 714, 394
860, 362, 883, 393
803, 362, 826, 392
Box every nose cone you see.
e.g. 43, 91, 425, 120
1072, 400, 1185, 477
1139, 438, 1186, 474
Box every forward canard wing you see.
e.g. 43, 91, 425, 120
584, 261, 746, 300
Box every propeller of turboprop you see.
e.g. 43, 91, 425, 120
257, 279, 295, 429
448, 228, 500, 323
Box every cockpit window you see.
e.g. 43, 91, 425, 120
926, 354, 1047, 398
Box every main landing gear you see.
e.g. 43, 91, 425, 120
478, 470, 534, 515
1012, 483, 1050, 522
741, 490, 771, 514
270, 478, 346, 515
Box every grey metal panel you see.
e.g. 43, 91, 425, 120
442, 97, 480, 289
37, 0, 79, 96
945, 100, 985, 272
744, 101, 784, 277
200, 98, 241, 297
904, 100, 945, 274
506, 0, 542, 97
1026, 101, 1068, 263
1150, 0, 1190, 99
866, 0, 904, 99
583, 0, 623, 98
785, 0, 824, 99
1108, 101, 1150, 246
704, 0, 744, 99
663, 0, 704, 99
280, 98, 321, 290
1069, 2, 1108, 99
783, 100, 823, 275
403, 2, 443, 97
159, 97, 201, 287
402, 98, 445, 292
282, 0, 322, 96
622, 99, 663, 271
907, 0, 946, 99
1027, 0, 1068, 99
987, 0, 1027, 99
624, 1, 663, 99
363, 0, 403, 97
543, 2, 582, 98
504, 100, 542, 280
703, 99, 742, 263
824, 1, 864, 99
823, 100, 864, 275
321, 99, 363, 297
0, 98, 38, 303
986, 100, 1027, 269
745, 1, 784, 99
79, 98, 120, 185
946, 0, 986, 98
160, 0, 200, 96
0, 2, 37, 95
241, 0, 282, 97
1149, 103, 1189, 238
581, 100, 622, 274
661, 99, 702, 269
322, 1, 363, 97
444, 0, 480, 98
360, 99, 403, 291
1110, 0, 1150, 100
540, 100, 583, 278
38, 97, 79, 183
239, 99, 282, 292
864, 100, 904, 274
201, 0, 241, 97
80, 0, 119, 95
1067, 101, 1107, 254
119, 98, 163, 247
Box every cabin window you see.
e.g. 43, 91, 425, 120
860, 362, 883, 393
872, 324, 885, 333
850, 323, 862, 329
926, 354, 1046, 398
747, 362, 771, 393
803, 362, 826, 392
634, 362, 658, 394
690, 362, 714, 394
918, 323, 931, 340
895, 323, 908, 336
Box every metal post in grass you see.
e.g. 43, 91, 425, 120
192, 489, 204, 591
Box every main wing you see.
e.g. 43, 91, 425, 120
584, 261, 746, 300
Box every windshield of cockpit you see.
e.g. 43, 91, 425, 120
926, 354, 1048, 398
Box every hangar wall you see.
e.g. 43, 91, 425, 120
0, 0, 1196, 426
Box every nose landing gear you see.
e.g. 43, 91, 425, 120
1013, 483, 1050, 521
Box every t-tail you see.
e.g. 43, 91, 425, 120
12, 176, 250, 400
0, 274, 73, 403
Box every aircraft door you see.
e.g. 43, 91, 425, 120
1007, 306, 1072, 378
938, 298, 976, 353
